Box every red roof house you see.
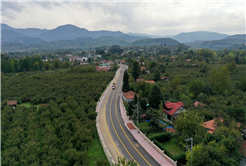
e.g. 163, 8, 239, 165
101, 60, 107, 63
136, 79, 144, 82
161, 77, 169, 81
122, 91, 139, 103
141, 66, 146, 70
120, 60, 126, 64
161, 55, 166, 58
145, 80, 155, 84
194, 101, 204, 107
107, 61, 114, 64
163, 101, 186, 123
186, 59, 191, 62
7, 100, 17, 106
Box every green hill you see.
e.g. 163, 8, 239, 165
128, 38, 179, 47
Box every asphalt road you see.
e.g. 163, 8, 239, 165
104, 65, 160, 166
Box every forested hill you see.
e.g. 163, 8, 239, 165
1, 70, 115, 165
128, 38, 180, 47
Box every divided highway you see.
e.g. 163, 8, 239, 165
99, 65, 160, 166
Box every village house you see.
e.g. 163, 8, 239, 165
107, 61, 114, 65
80, 61, 88, 65
58, 57, 63, 61
141, 66, 146, 70
161, 55, 166, 58
162, 101, 187, 124
82, 57, 88, 62
194, 101, 204, 106
120, 60, 126, 64
7, 100, 17, 109
145, 80, 155, 84
122, 91, 139, 103
101, 60, 107, 63
161, 77, 169, 82
136, 79, 144, 82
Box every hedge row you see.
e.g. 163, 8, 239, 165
149, 132, 171, 143
153, 139, 186, 164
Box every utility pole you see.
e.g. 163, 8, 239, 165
185, 137, 193, 166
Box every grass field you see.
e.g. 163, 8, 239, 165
162, 138, 185, 156
20, 102, 34, 107
88, 128, 110, 166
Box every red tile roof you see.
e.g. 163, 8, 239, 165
161, 77, 168, 80
145, 80, 155, 83
186, 59, 191, 62
141, 66, 146, 69
95, 66, 108, 71
163, 101, 184, 116
194, 101, 204, 106
7, 100, 17, 106
121, 60, 126, 63
123, 91, 139, 99
107, 61, 114, 64
136, 79, 144, 82
161, 55, 166, 57
101, 60, 107, 63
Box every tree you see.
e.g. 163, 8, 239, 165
172, 76, 180, 88
174, 111, 206, 139
188, 79, 205, 98
34, 62, 39, 70
1, 72, 5, 84
132, 61, 141, 81
53, 59, 61, 68
112, 156, 137, 166
12, 59, 19, 72
199, 61, 208, 73
210, 66, 231, 94
148, 85, 164, 109
153, 69, 161, 82
226, 61, 237, 72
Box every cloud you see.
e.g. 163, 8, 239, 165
1, 1, 245, 36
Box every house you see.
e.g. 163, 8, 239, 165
171, 56, 175, 59
120, 60, 126, 64
7, 100, 17, 109
122, 91, 139, 103
82, 57, 88, 62
96, 67, 108, 72
141, 66, 146, 70
161, 55, 166, 58
136, 79, 144, 82
99, 63, 111, 70
121, 53, 125, 56
186, 59, 191, 62
101, 60, 107, 63
145, 80, 155, 84
161, 77, 169, 81
69, 58, 76, 62
202, 118, 243, 134
162, 101, 187, 124
150, 57, 154, 60
58, 57, 63, 61
194, 101, 204, 106
80, 61, 88, 65
107, 61, 114, 64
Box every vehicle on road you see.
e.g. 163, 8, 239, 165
112, 83, 116, 90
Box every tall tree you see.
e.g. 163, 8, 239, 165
188, 79, 205, 97
153, 69, 161, 82
210, 66, 231, 94
132, 61, 141, 81
148, 85, 164, 109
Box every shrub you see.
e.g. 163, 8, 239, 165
150, 132, 171, 143
173, 152, 186, 164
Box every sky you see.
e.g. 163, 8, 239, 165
1, 0, 245, 36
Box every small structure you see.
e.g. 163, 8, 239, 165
163, 101, 187, 124
161, 55, 166, 58
7, 100, 17, 109
107, 61, 114, 64
136, 79, 144, 82
150, 57, 154, 60
95, 66, 109, 71
69, 58, 76, 62
145, 80, 155, 84
101, 60, 107, 63
186, 59, 191, 62
122, 91, 139, 103
58, 57, 63, 61
161, 77, 169, 82
194, 101, 204, 107
82, 57, 88, 62
80, 61, 88, 65
141, 66, 146, 70
120, 60, 126, 64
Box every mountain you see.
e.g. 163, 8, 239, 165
127, 32, 163, 38
172, 31, 229, 43
224, 34, 246, 40
1, 23, 47, 37
1, 29, 45, 45
128, 38, 179, 47
187, 37, 245, 49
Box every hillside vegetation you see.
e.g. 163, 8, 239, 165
1, 70, 115, 166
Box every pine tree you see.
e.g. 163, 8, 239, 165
122, 71, 129, 92
153, 69, 161, 82
132, 61, 141, 81
148, 85, 164, 109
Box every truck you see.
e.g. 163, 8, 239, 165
112, 83, 116, 90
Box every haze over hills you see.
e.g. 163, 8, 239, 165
172, 31, 229, 43
1, 23, 245, 51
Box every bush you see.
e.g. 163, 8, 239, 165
173, 152, 186, 164
150, 132, 171, 143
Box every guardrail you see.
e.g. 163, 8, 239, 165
96, 68, 121, 165
119, 94, 177, 166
